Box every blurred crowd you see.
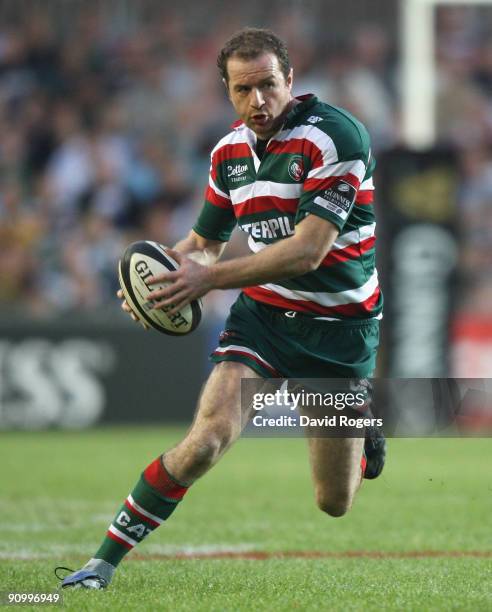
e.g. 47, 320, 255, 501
0, 2, 491, 317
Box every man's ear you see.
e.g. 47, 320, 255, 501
222, 77, 231, 100
286, 67, 294, 91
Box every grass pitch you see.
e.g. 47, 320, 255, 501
1, 428, 491, 611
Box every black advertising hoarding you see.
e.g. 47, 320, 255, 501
376, 148, 459, 377
0, 317, 207, 428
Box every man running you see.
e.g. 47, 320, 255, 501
58, 27, 385, 590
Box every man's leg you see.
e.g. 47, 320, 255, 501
163, 361, 258, 483
301, 405, 365, 518
58, 361, 260, 588
304, 436, 365, 517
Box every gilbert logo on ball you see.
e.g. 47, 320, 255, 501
118, 241, 202, 335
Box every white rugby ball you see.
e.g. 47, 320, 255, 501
118, 240, 202, 335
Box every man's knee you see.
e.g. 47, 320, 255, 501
173, 421, 238, 481
191, 430, 233, 467
166, 361, 255, 482
315, 489, 354, 517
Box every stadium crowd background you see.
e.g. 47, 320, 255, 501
0, 0, 491, 323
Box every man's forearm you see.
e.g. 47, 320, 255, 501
147, 216, 339, 313
173, 232, 225, 266
208, 233, 321, 290
207, 215, 340, 290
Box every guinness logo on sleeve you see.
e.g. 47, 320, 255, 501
313, 179, 357, 221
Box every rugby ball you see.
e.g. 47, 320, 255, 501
118, 241, 202, 335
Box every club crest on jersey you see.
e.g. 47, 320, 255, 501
288, 156, 304, 182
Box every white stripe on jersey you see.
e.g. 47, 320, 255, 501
272, 125, 338, 165
247, 235, 268, 252
210, 130, 252, 156
360, 176, 374, 190
332, 223, 376, 250
247, 223, 376, 254
259, 270, 379, 307
230, 181, 303, 205
306, 159, 367, 182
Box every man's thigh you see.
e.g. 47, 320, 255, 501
189, 360, 262, 436
164, 361, 262, 482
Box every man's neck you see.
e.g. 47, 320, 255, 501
255, 137, 268, 160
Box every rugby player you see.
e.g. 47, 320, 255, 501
57, 28, 385, 589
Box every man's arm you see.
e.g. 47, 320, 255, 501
210, 214, 338, 287
148, 215, 339, 314
172, 230, 227, 267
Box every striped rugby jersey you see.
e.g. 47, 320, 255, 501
193, 94, 383, 320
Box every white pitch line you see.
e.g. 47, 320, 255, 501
0, 543, 260, 561
2, 514, 111, 533
0, 498, 115, 509
143, 543, 260, 556
0, 545, 95, 560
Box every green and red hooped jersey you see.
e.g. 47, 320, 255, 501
193, 94, 383, 320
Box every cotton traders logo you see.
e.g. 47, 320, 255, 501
288, 156, 304, 182
227, 164, 248, 178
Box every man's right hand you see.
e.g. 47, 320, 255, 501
117, 289, 150, 330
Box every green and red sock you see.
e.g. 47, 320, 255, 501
360, 451, 367, 477
90, 457, 188, 570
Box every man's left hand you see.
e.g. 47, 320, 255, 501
147, 249, 213, 315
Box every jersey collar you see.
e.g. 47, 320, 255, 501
283, 94, 318, 127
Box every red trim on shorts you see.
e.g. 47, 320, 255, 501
212, 348, 281, 377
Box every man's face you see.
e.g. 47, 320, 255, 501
225, 52, 293, 140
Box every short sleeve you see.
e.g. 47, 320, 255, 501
193, 154, 237, 242
296, 157, 367, 232
296, 119, 370, 231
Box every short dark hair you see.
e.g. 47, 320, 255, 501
217, 28, 290, 83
